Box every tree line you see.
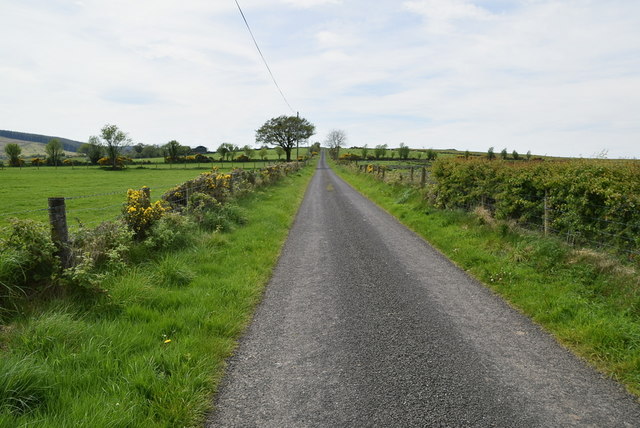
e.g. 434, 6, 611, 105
3, 115, 320, 169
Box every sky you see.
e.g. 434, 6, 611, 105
1, 0, 639, 158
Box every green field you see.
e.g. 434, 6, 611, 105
0, 164, 276, 230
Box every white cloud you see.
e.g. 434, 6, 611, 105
281, 0, 341, 8
404, 0, 495, 33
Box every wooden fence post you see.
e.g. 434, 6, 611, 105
410, 167, 414, 183
420, 167, 426, 188
544, 190, 549, 236
48, 197, 71, 268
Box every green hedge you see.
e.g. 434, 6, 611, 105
430, 158, 640, 255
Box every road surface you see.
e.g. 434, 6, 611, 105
208, 153, 640, 427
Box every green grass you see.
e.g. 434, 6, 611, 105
332, 160, 640, 398
0, 162, 315, 426
0, 163, 285, 229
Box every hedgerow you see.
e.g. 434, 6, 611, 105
429, 158, 640, 255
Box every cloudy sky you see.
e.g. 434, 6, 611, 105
1, 0, 639, 158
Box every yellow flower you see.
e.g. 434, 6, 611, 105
164, 339, 171, 344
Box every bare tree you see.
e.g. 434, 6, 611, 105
326, 129, 346, 160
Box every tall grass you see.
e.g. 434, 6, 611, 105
0, 163, 315, 426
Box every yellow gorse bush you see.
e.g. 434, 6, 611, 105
123, 187, 167, 238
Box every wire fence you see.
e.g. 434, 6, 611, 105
0, 160, 298, 236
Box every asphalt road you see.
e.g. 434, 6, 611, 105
208, 153, 640, 427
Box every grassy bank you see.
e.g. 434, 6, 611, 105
332, 161, 640, 398
0, 163, 315, 426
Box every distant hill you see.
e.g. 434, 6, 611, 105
0, 130, 84, 154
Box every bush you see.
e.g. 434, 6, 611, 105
64, 221, 133, 288
0, 219, 58, 287
339, 153, 360, 161
187, 192, 247, 232
142, 213, 196, 253
123, 188, 168, 239
0, 219, 58, 317
162, 171, 232, 208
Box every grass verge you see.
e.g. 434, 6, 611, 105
332, 161, 640, 398
0, 163, 315, 426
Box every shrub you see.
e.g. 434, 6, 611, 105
187, 192, 247, 232
0, 219, 58, 316
0, 219, 58, 286
123, 188, 168, 239
142, 212, 196, 253
98, 156, 132, 168
64, 221, 133, 288
339, 153, 360, 161
162, 171, 232, 208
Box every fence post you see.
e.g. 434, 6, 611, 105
48, 197, 71, 268
544, 190, 549, 236
420, 167, 426, 188
410, 167, 414, 183
382, 168, 385, 180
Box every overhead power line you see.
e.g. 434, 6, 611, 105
234, 0, 295, 113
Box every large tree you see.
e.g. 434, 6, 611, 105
45, 138, 64, 166
4, 143, 22, 167
100, 124, 131, 169
255, 115, 315, 162
164, 140, 182, 164
325, 129, 346, 160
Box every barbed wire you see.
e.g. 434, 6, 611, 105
65, 203, 125, 214
64, 190, 127, 200
0, 207, 50, 217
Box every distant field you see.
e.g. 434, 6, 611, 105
0, 163, 273, 230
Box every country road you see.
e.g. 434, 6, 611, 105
208, 153, 640, 427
